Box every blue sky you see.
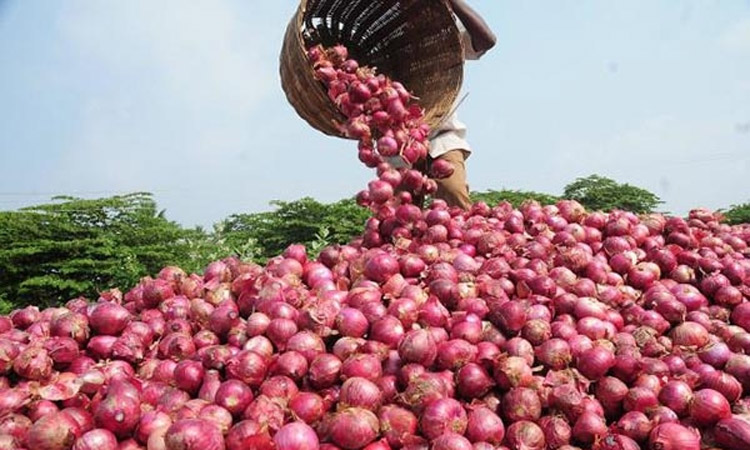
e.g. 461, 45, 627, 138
1, 1, 749, 227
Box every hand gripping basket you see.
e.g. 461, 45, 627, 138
280, 0, 465, 138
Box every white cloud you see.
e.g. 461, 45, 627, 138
719, 17, 750, 52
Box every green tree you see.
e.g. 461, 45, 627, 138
722, 202, 750, 225
0, 193, 204, 311
220, 197, 370, 262
562, 175, 662, 213
471, 189, 559, 207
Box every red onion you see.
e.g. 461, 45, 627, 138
697, 341, 731, 368
73, 429, 118, 450
13, 345, 53, 380
714, 417, 750, 450
226, 350, 268, 388
420, 398, 467, 440
94, 393, 140, 438
502, 387, 542, 422
165, 419, 224, 450
27, 412, 81, 450
657, 380, 693, 417
431, 432, 472, 450
493, 356, 532, 390
258, 376, 298, 403
595, 376, 629, 417
648, 423, 700, 450
490, 300, 527, 334
246, 312, 270, 337
572, 411, 607, 445
89, 302, 131, 336
60, 407, 94, 434
466, 406, 505, 444
27, 399, 59, 422
226, 420, 274, 450
308, 354, 342, 389
339, 377, 382, 411
0, 413, 31, 447
623, 387, 659, 413
699, 371, 742, 402
456, 363, 494, 399
725, 354, 750, 391
135, 410, 172, 444
271, 351, 309, 381
688, 388, 731, 426
341, 353, 382, 381
505, 421, 546, 450
616, 411, 652, 442
731, 302, 750, 332
504, 337, 535, 366
199, 405, 233, 435
435, 339, 477, 370
539, 415, 572, 448
378, 405, 417, 448
289, 392, 325, 424
50, 312, 90, 344
577, 346, 615, 380
328, 408, 380, 449
242, 395, 285, 432
214, 380, 254, 417
336, 307, 369, 338
286, 331, 326, 363
398, 329, 436, 367
174, 360, 205, 395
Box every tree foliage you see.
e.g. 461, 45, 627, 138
471, 189, 560, 208
722, 202, 750, 225
562, 175, 662, 214
0, 193, 202, 311
220, 197, 370, 262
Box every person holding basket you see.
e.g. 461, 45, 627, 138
428, 0, 496, 210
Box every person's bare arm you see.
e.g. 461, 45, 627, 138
449, 0, 497, 55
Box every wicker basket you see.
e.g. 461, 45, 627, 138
280, 0, 465, 138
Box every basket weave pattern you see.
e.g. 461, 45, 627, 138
280, 0, 464, 138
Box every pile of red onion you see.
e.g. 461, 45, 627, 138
1, 46, 750, 450
308, 43, 454, 212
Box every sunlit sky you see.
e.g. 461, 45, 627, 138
1, 1, 749, 227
